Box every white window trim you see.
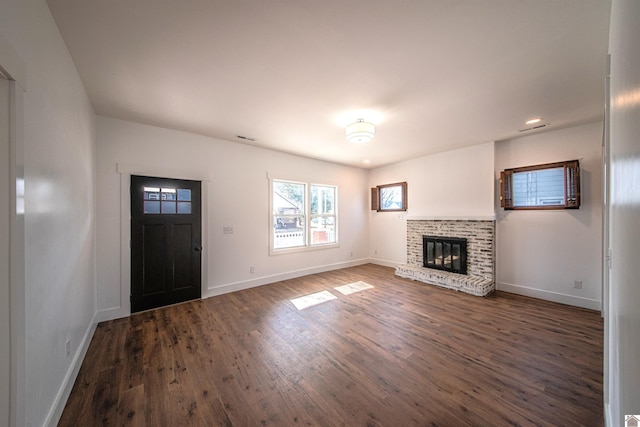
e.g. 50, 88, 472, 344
269, 176, 339, 255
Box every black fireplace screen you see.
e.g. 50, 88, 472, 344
423, 236, 467, 275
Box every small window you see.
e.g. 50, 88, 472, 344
371, 182, 408, 212
500, 160, 580, 210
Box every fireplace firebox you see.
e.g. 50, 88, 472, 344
423, 236, 467, 275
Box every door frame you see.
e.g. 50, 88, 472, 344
1, 32, 27, 427
113, 162, 210, 319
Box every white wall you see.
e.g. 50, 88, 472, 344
0, 1, 97, 427
367, 142, 495, 265
495, 122, 603, 310
96, 116, 369, 319
606, 0, 640, 424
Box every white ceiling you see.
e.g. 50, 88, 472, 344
46, 0, 611, 169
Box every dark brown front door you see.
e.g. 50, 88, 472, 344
131, 175, 202, 313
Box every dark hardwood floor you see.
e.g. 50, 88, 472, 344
59, 264, 603, 426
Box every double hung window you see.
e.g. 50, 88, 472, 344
271, 179, 337, 252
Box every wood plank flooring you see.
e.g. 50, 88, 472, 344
59, 264, 603, 426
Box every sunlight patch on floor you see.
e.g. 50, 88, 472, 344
290, 282, 374, 310
334, 281, 374, 295
290, 290, 338, 310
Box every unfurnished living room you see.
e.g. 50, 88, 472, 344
1, 1, 639, 426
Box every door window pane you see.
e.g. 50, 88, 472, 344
177, 201, 192, 214
161, 188, 176, 200
144, 186, 160, 201
177, 189, 191, 201
144, 201, 160, 214
161, 201, 177, 214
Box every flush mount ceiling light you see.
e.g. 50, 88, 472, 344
346, 119, 375, 144
525, 117, 543, 125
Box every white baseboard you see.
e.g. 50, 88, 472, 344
205, 258, 370, 298
368, 257, 401, 268
497, 281, 601, 311
96, 306, 127, 323
44, 310, 98, 427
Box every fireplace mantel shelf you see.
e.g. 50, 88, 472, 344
406, 215, 496, 221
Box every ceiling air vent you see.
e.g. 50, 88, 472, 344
235, 135, 257, 142
518, 123, 549, 133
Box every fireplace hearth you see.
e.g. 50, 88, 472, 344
423, 236, 467, 275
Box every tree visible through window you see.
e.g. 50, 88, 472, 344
310, 184, 336, 245
273, 181, 305, 249
371, 182, 408, 212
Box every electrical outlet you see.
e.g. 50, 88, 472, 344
374, 250, 378, 255
573, 280, 583, 289
350, 251, 353, 258
65, 339, 71, 359
223, 226, 234, 234
250, 266, 255, 274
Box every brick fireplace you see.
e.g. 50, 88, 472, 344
395, 218, 495, 296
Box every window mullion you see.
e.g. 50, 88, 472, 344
304, 184, 311, 247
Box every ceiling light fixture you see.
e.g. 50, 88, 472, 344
346, 119, 375, 144
525, 117, 542, 125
